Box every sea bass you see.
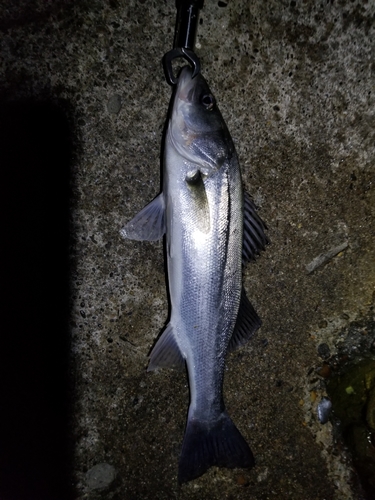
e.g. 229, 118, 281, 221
121, 66, 268, 483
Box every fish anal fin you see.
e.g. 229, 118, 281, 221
147, 323, 185, 371
243, 191, 269, 263
178, 411, 255, 484
228, 288, 261, 352
120, 193, 165, 241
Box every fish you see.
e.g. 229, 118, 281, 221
121, 66, 268, 483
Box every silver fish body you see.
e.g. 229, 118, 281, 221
121, 66, 268, 482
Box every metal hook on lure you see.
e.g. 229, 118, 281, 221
163, 0, 204, 86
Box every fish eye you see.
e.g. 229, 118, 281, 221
201, 93, 215, 110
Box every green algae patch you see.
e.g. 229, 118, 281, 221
327, 358, 375, 498
328, 358, 375, 428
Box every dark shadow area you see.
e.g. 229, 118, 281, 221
0, 99, 76, 500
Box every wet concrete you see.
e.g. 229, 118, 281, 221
1, 0, 374, 498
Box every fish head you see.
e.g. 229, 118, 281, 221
169, 66, 234, 175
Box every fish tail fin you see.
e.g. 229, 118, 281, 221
178, 411, 254, 484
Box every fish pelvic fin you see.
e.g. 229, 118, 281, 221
178, 411, 254, 484
228, 288, 261, 352
243, 191, 269, 263
120, 193, 165, 241
147, 322, 185, 371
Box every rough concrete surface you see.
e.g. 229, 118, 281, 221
1, 0, 374, 499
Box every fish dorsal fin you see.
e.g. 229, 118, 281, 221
147, 322, 185, 371
185, 170, 210, 234
243, 192, 269, 263
227, 288, 261, 352
120, 193, 165, 241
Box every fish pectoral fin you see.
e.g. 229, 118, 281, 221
227, 288, 261, 352
147, 322, 185, 371
178, 411, 254, 484
185, 170, 210, 234
243, 191, 269, 263
120, 193, 165, 241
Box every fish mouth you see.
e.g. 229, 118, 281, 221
170, 67, 201, 130
168, 66, 221, 173
168, 66, 197, 162
175, 66, 195, 103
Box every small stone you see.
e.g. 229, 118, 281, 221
236, 474, 248, 486
317, 397, 332, 424
317, 343, 331, 359
86, 463, 117, 490
316, 363, 331, 378
107, 94, 122, 114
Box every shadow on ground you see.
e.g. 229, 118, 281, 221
0, 99, 76, 500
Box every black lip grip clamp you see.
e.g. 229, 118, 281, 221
163, 0, 204, 86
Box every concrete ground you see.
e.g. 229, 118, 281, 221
1, 0, 374, 499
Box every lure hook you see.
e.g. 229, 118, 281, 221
163, 0, 204, 86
